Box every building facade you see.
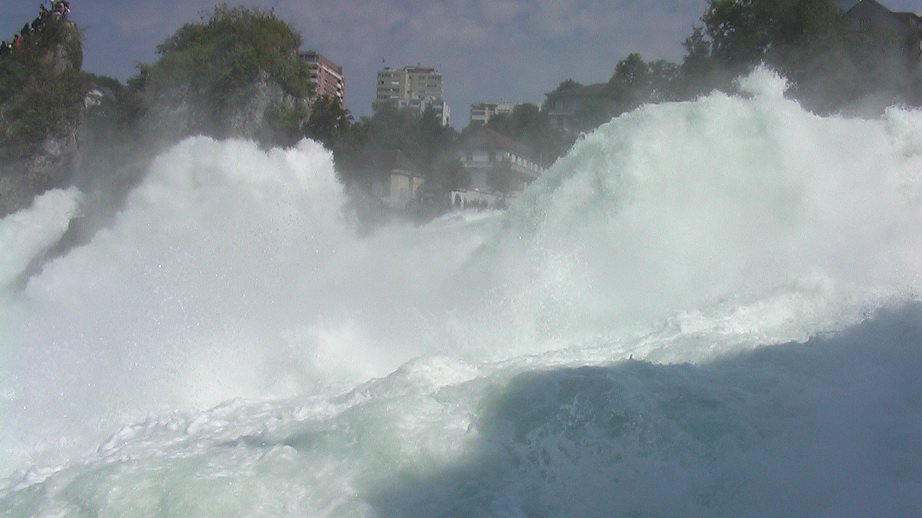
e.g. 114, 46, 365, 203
300, 51, 345, 104
844, 0, 922, 35
453, 127, 545, 209
843, 1, 922, 59
469, 102, 516, 126
374, 66, 450, 126
353, 149, 426, 210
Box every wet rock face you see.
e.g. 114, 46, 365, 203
225, 71, 286, 138
0, 131, 79, 216
139, 69, 307, 147
142, 83, 264, 140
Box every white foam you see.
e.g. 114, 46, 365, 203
734, 64, 789, 98
2, 68, 922, 513
0, 187, 82, 287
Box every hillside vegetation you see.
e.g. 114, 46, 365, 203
0, 16, 85, 163
127, 4, 315, 144
0, 16, 87, 215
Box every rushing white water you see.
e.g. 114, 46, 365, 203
1, 69, 921, 516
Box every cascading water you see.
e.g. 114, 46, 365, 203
1, 68, 921, 516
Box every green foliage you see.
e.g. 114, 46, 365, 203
153, 4, 310, 95
264, 100, 311, 146
686, 0, 922, 112
350, 105, 424, 161
304, 95, 352, 149
701, 0, 843, 71
607, 54, 683, 109
0, 18, 87, 161
608, 53, 652, 112
345, 105, 456, 171
647, 59, 682, 101
415, 107, 457, 166
134, 4, 313, 136
485, 103, 566, 165
550, 78, 584, 94
428, 153, 469, 191
701, 0, 764, 67
612, 53, 650, 89
679, 26, 725, 97
572, 96, 617, 130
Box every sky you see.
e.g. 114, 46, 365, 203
2, 1, 921, 127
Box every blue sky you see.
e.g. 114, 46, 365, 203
2, 1, 920, 126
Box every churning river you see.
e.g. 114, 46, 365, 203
2, 69, 921, 516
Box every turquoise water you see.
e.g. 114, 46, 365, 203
1, 68, 921, 516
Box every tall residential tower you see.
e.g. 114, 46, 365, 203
300, 51, 345, 105
374, 65, 450, 126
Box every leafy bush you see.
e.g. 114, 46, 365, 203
0, 17, 87, 161
137, 3, 314, 133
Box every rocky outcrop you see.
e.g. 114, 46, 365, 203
137, 69, 310, 148
131, 6, 315, 149
225, 70, 302, 140
0, 19, 85, 216
0, 131, 79, 215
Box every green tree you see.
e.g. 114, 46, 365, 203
364, 106, 455, 166
549, 78, 584, 94
484, 103, 566, 166
608, 53, 652, 112
701, 0, 763, 68
612, 53, 650, 89
304, 95, 352, 150
678, 26, 724, 97
700, 0, 843, 72
428, 153, 469, 192
0, 17, 87, 162
338, 105, 458, 184
688, 0, 922, 112
647, 59, 681, 102
573, 95, 617, 130
415, 107, 456, 167
133, 4, 314, 140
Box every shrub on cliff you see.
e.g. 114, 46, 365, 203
0, 17, 87, 162
131, 4, 314, 142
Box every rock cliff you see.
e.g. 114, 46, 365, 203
0, 17, 85, 216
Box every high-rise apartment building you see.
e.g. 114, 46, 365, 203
300, 51, 345, 105
374, 66, 450, 126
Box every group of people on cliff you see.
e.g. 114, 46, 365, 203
0, 1, 71, 57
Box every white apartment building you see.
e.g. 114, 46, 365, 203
469, 102, 516, 126
374, 66, 450, 126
